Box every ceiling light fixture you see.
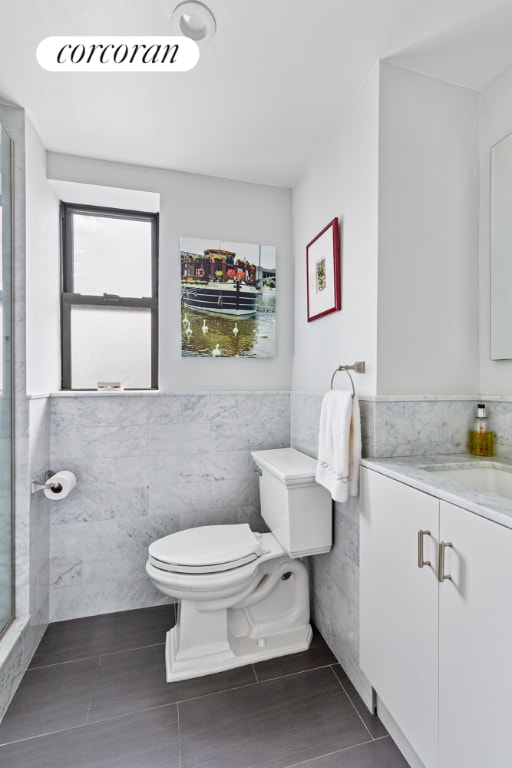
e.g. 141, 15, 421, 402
171, 1, 216, 43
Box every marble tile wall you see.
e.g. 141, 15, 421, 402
371, 398, 476, 457
290, 394, 375, 459
290, 392, 490, 709
485, 400, 512, 457
369, 397, 512, 458
48, 392, 290, 621
290, 393, 375, 709
289, 393, 512, 462
32, 388, 512, 701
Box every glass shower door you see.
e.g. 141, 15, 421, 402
0, 125, 13, 636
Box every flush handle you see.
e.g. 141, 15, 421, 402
438, 541, 454, 583
417, 529, 432, 569
254, 467, 262, 476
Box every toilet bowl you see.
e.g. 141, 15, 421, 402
146, 448, 332, 682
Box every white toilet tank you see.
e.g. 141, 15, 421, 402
251, 448, 332, 558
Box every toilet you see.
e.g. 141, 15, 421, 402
146, 447, 332, 682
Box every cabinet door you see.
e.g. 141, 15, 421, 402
360, 468, 439, 768
439, 501, 512, 768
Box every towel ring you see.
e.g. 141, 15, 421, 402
330, 367, 356, 396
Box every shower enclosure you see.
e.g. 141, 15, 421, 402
0, 123, 13, 637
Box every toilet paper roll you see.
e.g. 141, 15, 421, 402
44, 470, 77, 500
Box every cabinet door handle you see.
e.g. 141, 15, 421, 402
417, 529, 432, 568
438, 541, 453, 582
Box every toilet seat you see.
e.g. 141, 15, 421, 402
148, 523, 264, 575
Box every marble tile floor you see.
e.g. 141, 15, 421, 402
0, 605, 409, 768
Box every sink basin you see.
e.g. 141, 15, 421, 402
424, 464, 512, 501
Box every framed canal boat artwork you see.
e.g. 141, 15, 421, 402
181, 236, 276, 357
306, 217, 341, 322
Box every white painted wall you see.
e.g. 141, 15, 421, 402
291, 67, 380, 396
34, 62, 485, 399
377, 63, 480, 395
479, 63, 512, 394
25, 118, 60, 395
46, 153, 293, 392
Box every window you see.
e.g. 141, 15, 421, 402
61, 203, 158, 390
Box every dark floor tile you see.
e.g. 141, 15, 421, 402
0, 657, 100, 744
0, 704, 179, 768
332, 664, 387, 740
254, 627, 337, 681
88, 643, 257, 722
30, 604, 175, 668
293, 736, 410, 767
179, 666, 370, 768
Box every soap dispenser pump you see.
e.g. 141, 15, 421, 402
468, 403, 495, 457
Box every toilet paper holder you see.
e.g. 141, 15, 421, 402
31, 470, 64, 495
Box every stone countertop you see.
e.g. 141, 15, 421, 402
361, 454, 512, 531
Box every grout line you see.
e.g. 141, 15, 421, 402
175, 679, 260, 706
171, 664, 341, 712
72, 701, 184, 732
28, 642, 166, 670
177, 702, 182, 768
253, 663, 334, 685
280, 737, 381, 768
174, 664, 333, 706
85, 656, 102, 725
0, 720, 95, 748
0, 702, 179, 748
330, 665, 374, 741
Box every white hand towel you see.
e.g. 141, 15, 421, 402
315, 390, 362, 503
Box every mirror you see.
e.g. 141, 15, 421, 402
491, 132, 512, 359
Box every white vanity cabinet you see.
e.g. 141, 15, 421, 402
360, 466, 512, 768
437, 499, 512, 768
360, 467, 439, 768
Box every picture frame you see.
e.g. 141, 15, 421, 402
306, 217, 341, 322
180, 236, 277, 357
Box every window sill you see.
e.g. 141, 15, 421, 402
48, 389, 162, 397
40, 389, 290, 398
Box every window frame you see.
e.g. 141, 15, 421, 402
60, 202, 159, 390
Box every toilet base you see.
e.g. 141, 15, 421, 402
164, 554, 313, 682
165, 622, 312, 682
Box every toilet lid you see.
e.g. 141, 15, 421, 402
148, 524, 264, 574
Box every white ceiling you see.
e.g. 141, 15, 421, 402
1, 0, 512, 187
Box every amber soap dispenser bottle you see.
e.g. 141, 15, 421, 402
468, 403, 495, 457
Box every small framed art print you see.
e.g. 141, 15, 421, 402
306, 217, 341, 322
